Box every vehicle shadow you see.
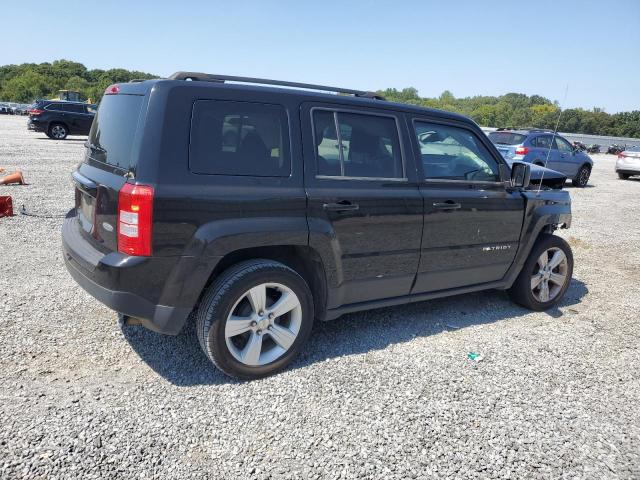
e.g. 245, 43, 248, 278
35, 137, 87, 142
122, 278, 588, 386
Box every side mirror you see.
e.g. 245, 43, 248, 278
510, 162, 531, 189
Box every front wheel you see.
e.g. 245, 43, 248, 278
572, 165, 591, 187
508, 234, 573, 311
196, 259, 314, 380
618, 172, 630, 180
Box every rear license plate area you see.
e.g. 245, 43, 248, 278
77, 189, 95, 233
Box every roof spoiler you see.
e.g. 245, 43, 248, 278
167, 71, 386, 100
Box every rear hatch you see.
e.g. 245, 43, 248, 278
488, 131, 527, 159
73, 88, 147, 253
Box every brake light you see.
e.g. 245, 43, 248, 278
618, 153, 627, 159
104, 84, 120, 95
117, 183, 154, 256
29, 108, 44, 116
515, 146, 529, 155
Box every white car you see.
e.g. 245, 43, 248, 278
616, 146, 640, 179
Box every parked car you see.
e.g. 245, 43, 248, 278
27, 100, 97, 139
586, 144, 601, 154
0, 104, 12, 115
607, 144, 625, 155
62, 73, 574, 379
616, 146, 640, 179
488, 129, 593, 187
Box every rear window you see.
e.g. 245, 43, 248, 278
488, 132, 527, 145
87, 95, 144, 170
189, 100, 290, 177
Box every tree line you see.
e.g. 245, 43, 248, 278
1, 60, 638, 138
0, 60, 156, 104
380, 88, 640, 139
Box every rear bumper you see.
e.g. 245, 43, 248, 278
616, 159, 640, 174
27, 119, 45, 132
62, 210, 220, 335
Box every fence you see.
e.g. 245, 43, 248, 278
481, 127, 640, 149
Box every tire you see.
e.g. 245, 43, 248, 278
508, 234, 573, 311
618, 172, 630, 180
572, 165, 590, 187
196, 259, 314, 380
48, 123, 68, 140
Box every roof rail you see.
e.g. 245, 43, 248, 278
168, 71, 386, 100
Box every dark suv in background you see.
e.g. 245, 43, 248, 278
488, 129, 593, 187
62, 73, 574, 379
28, 100, 97, 139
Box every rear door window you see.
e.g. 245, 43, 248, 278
87, 94, 145, 170
313, 109, 404, 179
190, 100, 290, 177
533, 135, 553, 149
46, 103, 64, 111
63, 103, 84, 113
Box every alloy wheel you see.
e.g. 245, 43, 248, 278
530, 247, 569, 302
51, 125, 66, 139
224, 282, 302, 366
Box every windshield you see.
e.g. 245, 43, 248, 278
488, 132, 527, 145
88, 94, 144, 170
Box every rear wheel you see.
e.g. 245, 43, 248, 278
572, 165, 590, 187
508, 234, 573, 311
196, 259, 314, 380
618, 172, 630, 180
48, 123, 68, 140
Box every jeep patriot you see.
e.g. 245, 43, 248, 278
62, 72, 573, 379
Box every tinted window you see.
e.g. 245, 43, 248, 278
415, 122, 500, 182
63, 103, 84, 113
190, 100, 289, 177
555, 137, 573, 152
533, 135, 553, 149
46, 103, 64, 111
313, 110, 403, 179
488, 131, 527, 145
88, 94, 144, 170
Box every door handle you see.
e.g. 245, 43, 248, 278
323, 201, 359, 212
433, 201, 461, 210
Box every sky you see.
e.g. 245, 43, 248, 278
3, 0, 640, 112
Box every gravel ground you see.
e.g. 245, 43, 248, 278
1, 114, 639, 479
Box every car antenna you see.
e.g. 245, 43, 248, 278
537, 84, 569, 196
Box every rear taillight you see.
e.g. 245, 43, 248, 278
618, 153, 627, 159
515, 146, 529, 155
29, 108, 44, 116
117, 183, 154, 256
104, 84, 120, 95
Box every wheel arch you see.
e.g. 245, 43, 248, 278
201, 245, 328, 320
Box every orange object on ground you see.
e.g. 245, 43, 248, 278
0, 196, 13, 217
0, 170, 26, 185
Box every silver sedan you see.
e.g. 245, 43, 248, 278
616, 146, 640, 179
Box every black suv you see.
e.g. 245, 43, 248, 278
28, 100, 97, 139
62, 73, 574, 379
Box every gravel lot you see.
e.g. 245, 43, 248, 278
1, 114, 639, 479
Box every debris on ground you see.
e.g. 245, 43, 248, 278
0, 195, 13, 217
0, 169, 26, 185
467, 352, 484, 362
